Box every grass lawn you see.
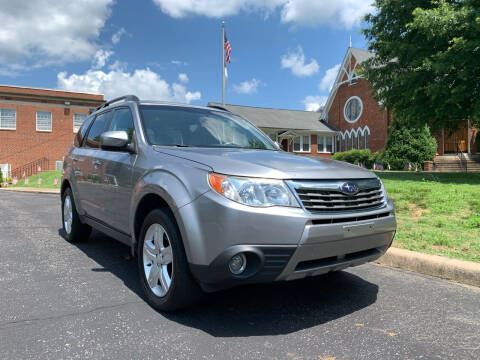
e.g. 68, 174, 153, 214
8, 170, 62, 189
377, 172, 480, 263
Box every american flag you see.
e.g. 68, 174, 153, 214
224, 33, 231, 64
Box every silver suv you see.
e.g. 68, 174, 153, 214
61, 95, 396, 311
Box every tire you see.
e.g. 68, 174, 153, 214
137, 208, 202, 312
62, 187, 92, 243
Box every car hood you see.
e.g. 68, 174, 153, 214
153, 147, 376, 180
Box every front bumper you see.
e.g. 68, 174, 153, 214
180, 190, 396, 292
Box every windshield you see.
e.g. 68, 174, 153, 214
139, 105, 277, 150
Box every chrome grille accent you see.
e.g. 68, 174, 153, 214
288, 179, 386, 213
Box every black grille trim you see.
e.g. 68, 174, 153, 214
311, 211, 390, 225
295, 248, 381, 272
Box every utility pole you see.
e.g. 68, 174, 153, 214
222, 21, 226, 105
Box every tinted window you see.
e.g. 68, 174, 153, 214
108, 108, 135, 142
139, 106, 276, 150
74, 115, 94, 147
84, 111, 111, 148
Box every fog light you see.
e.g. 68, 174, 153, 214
228, 253, 247, 275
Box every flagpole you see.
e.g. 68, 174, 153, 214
222, 21, 225, 106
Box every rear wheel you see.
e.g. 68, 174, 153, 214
137, 208, 202, 311
62, 188, 91, 243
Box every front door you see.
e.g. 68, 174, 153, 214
80, 110, 112, 220
94, 107, 137, 234
444, 121, 468, 153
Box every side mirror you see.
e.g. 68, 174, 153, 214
100, 131, 134, 152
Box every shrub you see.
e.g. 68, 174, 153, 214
380, 116, 437, 170
332, 149, 381, 169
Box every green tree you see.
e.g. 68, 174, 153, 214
362, 0, 480, 131
381, 116, 438, 170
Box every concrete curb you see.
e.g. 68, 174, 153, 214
0, 187, 60, 194
376, 247, 480, 287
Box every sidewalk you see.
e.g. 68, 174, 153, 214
0, 187, 60, 194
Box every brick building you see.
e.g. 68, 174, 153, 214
208, 103, 337, 158
322, 47, 477, 157
0, 85, 104, 178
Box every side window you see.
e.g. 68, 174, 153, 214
108, 108, 135, 142
74, 116, 93, 147
84, 111, 112, 149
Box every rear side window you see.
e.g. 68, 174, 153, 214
108, 108, 135, 142
74, 115, 94, 147
84, 111, 112, 149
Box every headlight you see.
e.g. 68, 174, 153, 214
208, 173, 300, 208
379, 179, 388, 203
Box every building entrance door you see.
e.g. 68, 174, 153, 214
444, 121, 468, 153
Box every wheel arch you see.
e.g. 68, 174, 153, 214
61, 179, 71, 197
132, 192, 183, 256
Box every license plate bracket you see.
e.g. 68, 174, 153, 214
343, 222, 375, 238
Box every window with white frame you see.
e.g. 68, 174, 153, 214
36, 111, 52, 132
55, 161, 63, 171
0, 108, 16, 130
73, 113, 88, 133
293, 135, 311, 152
364, 131, 369, 149
317, 135, 334, 153
344, 134, 350, 151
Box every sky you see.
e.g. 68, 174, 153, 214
0, 0, 374, 111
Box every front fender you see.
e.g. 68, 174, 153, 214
129, 164, 211, 253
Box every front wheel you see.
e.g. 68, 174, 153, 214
62, 188, 91, 243
137, 208, 202, 311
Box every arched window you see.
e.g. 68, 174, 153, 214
351, 133, 356, 149
345, 133, 350, 151
358, 133, 364, 149
364, 132, 369, 149
336, 136, 342, 152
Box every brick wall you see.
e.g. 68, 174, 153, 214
327, 77, 390, 153
0, 103, 92, 171
0, 86, 103, 174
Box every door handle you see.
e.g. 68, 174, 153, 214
72, 157, 78, 162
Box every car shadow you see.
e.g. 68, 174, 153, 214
60, 228, 379, 337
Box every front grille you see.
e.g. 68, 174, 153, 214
289, 179, 386, 213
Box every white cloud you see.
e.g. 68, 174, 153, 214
233, 78, 262, 94
281, 0, 373, 29
303, 95, 327, 112
112, 27, 128, 44
178, 73, 189, 83
152, 0, 283, 18
92, 49, 114, 69
151, 0, 372, 29
319, 63, 340, 91
0, 0, 114, 67
57, 67, 201, 103
281, 46, 319, 77
171, 60, 188, 66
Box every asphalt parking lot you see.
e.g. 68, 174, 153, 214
1, 191, 479, 360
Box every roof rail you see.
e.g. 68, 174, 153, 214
95, 95, 140, 111
207, 104, 231, 112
